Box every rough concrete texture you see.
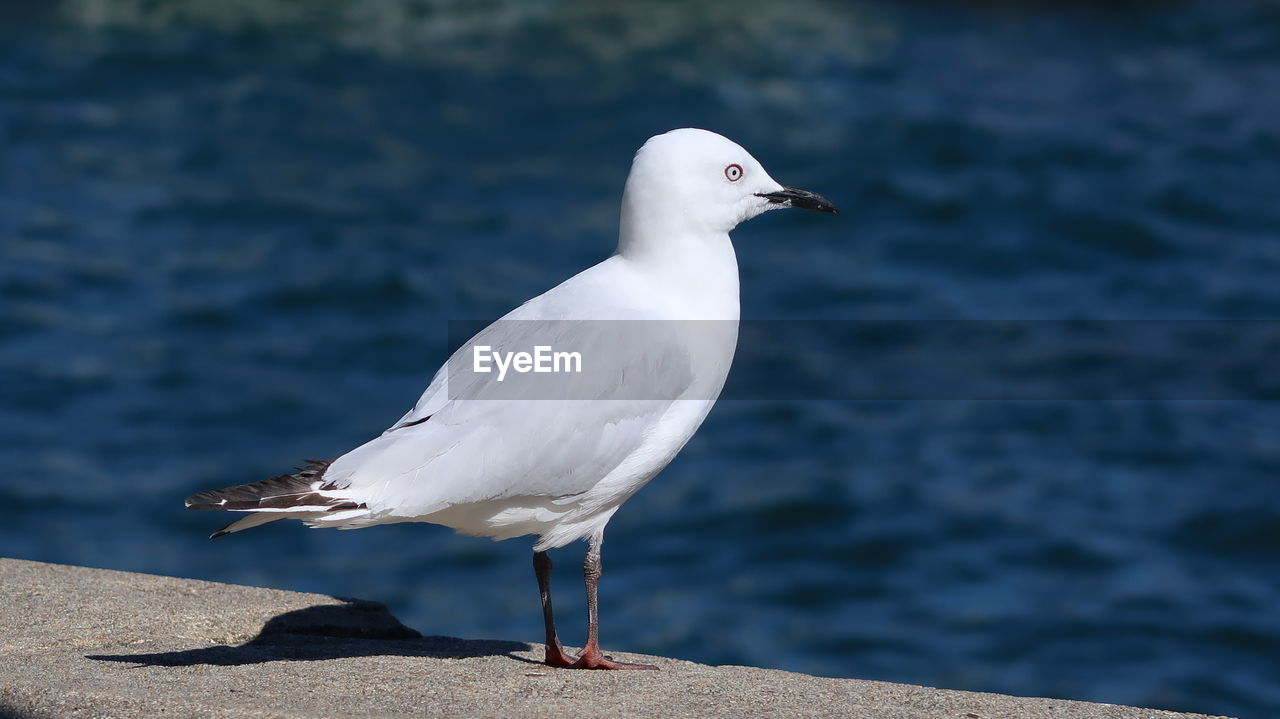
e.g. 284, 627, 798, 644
0, 557, 1232, 719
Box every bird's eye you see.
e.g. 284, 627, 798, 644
725, 164, 743, 182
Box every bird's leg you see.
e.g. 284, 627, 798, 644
533, 550, 577, 667
569, 530, 657, 670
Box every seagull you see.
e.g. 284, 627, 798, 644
186, 128, 837, 670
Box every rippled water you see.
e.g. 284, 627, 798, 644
3, 2, 1279, 717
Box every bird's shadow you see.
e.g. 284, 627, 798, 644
86, 598, 536, 667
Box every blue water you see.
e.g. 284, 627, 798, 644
3, 2, 1279, 717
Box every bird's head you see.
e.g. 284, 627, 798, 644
620, 128, 837, 240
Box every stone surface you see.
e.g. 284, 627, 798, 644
0, 558, 1232, 719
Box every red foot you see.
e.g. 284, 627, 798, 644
543, 642, 578, 668
567, 646, 657, 671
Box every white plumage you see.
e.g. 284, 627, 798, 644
187, 128, 836, 669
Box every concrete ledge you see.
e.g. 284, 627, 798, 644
0, 558, 1231, 719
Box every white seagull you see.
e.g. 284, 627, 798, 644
187, 128, 837, 670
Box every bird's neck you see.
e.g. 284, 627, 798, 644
614, 179, 740, 319
615, 227, 740, 321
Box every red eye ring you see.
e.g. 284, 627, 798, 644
725, 164, 743, 182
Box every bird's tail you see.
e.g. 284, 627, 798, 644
185, 460, 365, 538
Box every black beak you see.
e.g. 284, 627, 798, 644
756, 187, 839, 214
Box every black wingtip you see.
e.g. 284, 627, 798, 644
185, 491, 226, 511
209, 529, 229, 539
